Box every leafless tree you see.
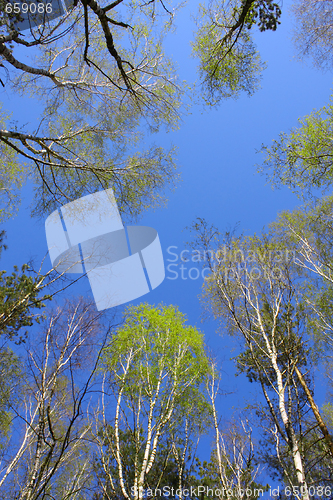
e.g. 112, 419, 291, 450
206, 366, 263, 500
0, 298, 111, 500
292, 0, 333, 70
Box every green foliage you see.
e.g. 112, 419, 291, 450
258, 409, 333, 495
189, 218, 333, 488
244, 0, 282, 32
0, 231, 48, 342
95, 303, 213, 499
0, 265, 47, 341
0, 0, 183, 220
192, 1, 265, 103
0, 347, 21, 449
259, 99, 333, 199
235, 300, 311, 384
0, 300, 102, 499
0, 0, 285, 219
102, 302, 211, 411
94, 428, 183, 499
195, 418, 269, 500
269, 196, 333, 349
322, 402, 333, 432
198, 455, 267, 500
0, 105, 26, 222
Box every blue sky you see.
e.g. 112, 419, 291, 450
1, 0, 333, 476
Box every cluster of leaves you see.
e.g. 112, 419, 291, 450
192, 0, 266, 104
101, 302, 212, 434
258, 101, 333, 200
0, 231, 49, 342
243, 0, 282, 32
0, 347, 20, 450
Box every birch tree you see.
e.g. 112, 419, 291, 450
198, 368, 266, 500
189, 219, 333, 499
267, 198, 333, 458
0, 0, 182, 220
191, 0, 281, 104
291, 0, 333, 70
258, 98, 333, 201
93, 302, 212, 500
258, 99, 333, 386
0, 298, 108, 500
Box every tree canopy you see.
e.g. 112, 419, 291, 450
3, 0, 333, 498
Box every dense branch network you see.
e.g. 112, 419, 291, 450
0, 0, 181, 218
